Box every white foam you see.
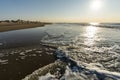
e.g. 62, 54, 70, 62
38, 24, 120, 80
0, 59, 8, 64
39, 73, 56, 80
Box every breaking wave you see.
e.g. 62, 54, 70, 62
23, 24, 120, 80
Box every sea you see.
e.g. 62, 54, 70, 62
0, 23, 120, 80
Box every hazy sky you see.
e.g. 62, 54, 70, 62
0, 0, 120, 23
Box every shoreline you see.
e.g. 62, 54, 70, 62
0, 23, 50, 32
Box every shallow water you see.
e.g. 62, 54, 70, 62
0, 23, 120, 80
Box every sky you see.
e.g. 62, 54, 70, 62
0, 0, 120, 23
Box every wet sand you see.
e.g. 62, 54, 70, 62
0, 22, 56, 80
0, 23, 50, 32
0, 45, 56, 80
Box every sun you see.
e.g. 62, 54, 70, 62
91, 0, 102, 11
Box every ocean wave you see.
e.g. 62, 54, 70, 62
23, 45, 120, 80
21, 38, 119, 80
22, 24, 120, 80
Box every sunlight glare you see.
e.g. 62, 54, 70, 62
91, 0, 102, 11
85, 26, 97, 38
84, 26, 98, 46
90, 22, 99, 25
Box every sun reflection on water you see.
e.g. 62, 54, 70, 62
90, 22, 99, 26
85, 26, 98, 38
84, 26, 98, 46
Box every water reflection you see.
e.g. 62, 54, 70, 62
84, 26, 98, 46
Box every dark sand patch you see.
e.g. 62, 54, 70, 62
0, 45, 56, 80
